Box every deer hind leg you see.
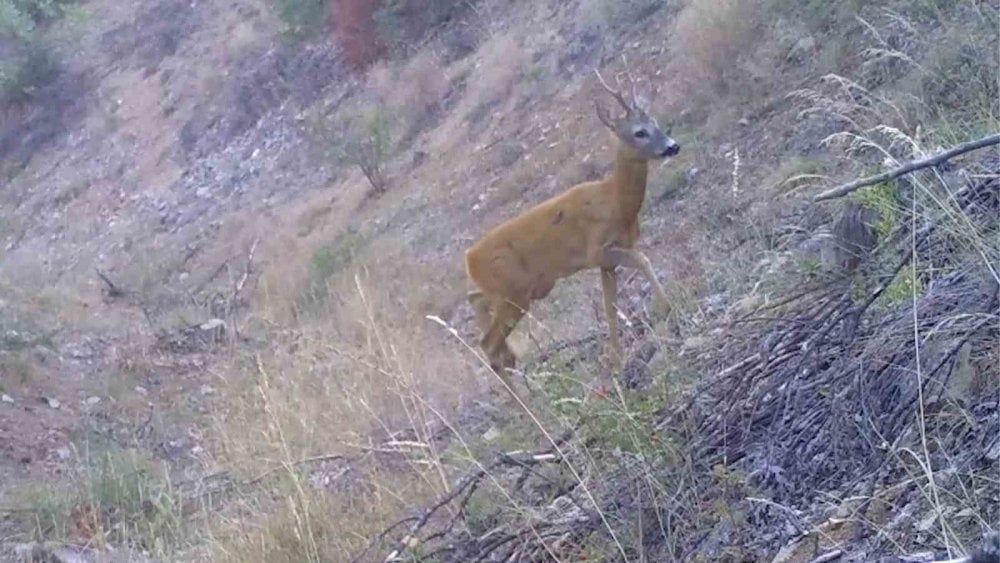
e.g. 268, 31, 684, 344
481, 297, 527, 399
602, 247, 670, 315
600, 267, 623, 370
468, 289, 492, 333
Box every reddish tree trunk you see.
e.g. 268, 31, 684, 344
331, 0, 384, 68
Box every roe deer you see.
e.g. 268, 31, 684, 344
465, 65, 680, 398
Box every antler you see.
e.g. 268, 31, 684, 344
594, 55, 648, 117
593, 67, 632, 113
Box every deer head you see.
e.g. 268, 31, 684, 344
594, 66, 680, 161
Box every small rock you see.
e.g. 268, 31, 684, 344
914, 512, 938, 532
787, 35, 817, 62
178, 272, 190, 282
13, 543, 37, 559
199, 318, 225, 331
134, 386, 148, 395
1, 394, 13, 404
85, 396, 101, 406
482, 426, 502, 442
738, 117, 750, 127
199, 385, 215, 396
56, 447, 72, 461
47, 397, 61, 409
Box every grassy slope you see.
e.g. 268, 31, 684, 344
1, 0, 997, 560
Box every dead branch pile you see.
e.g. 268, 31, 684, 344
667, 161, 999, 558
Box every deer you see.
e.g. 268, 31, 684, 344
464, 64, 680, 400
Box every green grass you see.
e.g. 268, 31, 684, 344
16, 444, 182, 553
852, 179, 897, 239
299, 230, 367, 311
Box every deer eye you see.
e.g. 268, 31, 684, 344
634, 129, 649, 139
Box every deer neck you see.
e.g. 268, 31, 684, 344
610, 144, 649, 221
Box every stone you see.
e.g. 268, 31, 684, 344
199, 318, 225, 331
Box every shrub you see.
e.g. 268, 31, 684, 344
0, 0, 37, 40
0, 0, 73, 105
270, 0, 330, 39
0, 41, 61, 104
576, 0, 665, 35
344, 102, 393, 195
373, 0, 470, 55
367, 50, 449, 141
665, 0, 771, 108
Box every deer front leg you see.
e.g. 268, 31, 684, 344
468, 289, 492, 333
480, 297, 527, 402
600, 267, 623, 370
602, 247, 670, 315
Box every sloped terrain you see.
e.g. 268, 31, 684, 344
1, 0, 997, 561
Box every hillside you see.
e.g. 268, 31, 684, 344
1, 0, 997, 561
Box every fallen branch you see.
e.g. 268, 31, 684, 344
95, 269, 127, 298
813, 132, 1000, 201
351, 431, 571, 563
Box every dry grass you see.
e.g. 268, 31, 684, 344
664, 0, 775, 118
203, 256, 482, 559
464, 32, 530, 120
367, 48, 452, 144
576, 0, 664, 34
5, 0, 998, 561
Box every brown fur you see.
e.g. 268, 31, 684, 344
465, 71, 679, 399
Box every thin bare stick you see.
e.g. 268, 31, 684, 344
813, 132, 1000, 201
95, 268, 126, 298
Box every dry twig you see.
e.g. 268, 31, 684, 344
813, 133, 1000, 201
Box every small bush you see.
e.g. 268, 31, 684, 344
269, 0, 330, 39
576, 0, 665, 34
0, 0, 74, 106
0, 0, 37, 39
666, 0, 771, 109
374, 0, 470, 55
464, 33, 528, 121
302, 229, 367, 309
368, 50, 449, 141
345, 102, 393, 195
0, 41, 61, 104
309, 99, 396, 197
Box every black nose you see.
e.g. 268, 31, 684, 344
661, 144, 680, 157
